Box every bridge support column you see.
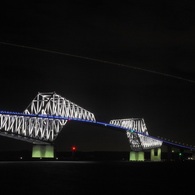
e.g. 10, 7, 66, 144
150, 148, 161, 161
129, 151, 144, 161
32, 145, 54, 158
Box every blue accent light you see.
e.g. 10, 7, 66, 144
0, 109, 195, 151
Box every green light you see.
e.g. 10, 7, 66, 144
32, 145, 54, 158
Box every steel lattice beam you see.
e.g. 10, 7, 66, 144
0, 92, 163, 150
24, 92, 96, 121
109, 118, 163, 151
0, 113, 63, 143
0, 92, 96, 143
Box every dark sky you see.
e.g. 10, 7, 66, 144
0, 1, 195, 152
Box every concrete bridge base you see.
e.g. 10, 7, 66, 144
129, 148, 162, 161
150, 148, 161, 161
32, 145, 54, 158
129, 151, 145, 161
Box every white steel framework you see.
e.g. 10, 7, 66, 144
109, 118, 163, 151
0, 92, 96, 143
24, 92, 96, 121
23, 92, 96, 141
0, 113, 61, 143
0, 92, 163, 150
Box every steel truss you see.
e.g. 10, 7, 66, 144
0, 92, 96, 143
0, 113, 62, 143
24, 92, 96, 121
0, 92, 163, 150
109, 118, 163, 151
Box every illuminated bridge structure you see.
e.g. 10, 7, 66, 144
0, 92, 194, 161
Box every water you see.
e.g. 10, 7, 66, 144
0, 160, 194, 194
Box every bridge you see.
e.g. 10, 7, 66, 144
0, 92, 194, 161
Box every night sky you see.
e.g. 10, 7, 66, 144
0, 1, 195, 152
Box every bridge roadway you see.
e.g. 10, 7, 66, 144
0, 110, 194, 151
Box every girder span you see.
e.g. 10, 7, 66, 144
0, 113, 62, 143
23, 92, 96, 140
0, 92, 163, 150
24, 92, 96, 122
109, 118, 163, 151
0, 92, 96, 143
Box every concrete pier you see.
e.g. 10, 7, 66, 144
32, 145, 54, 158
129, 151, 145, 161
150, 148, 161, 161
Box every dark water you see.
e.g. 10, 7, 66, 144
0, 160, 194, 194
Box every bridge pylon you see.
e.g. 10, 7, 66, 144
32, 144, 54, 158
150, 148, 161, 161
129, 148, 161, 161
109, 118, 163, 161
129, 151, 145, 161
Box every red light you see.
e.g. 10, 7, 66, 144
71, 146, 76, 151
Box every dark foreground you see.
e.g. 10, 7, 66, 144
0, 160, 194, 194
